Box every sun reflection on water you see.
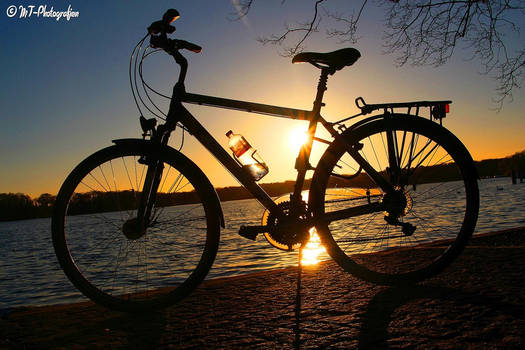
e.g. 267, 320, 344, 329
301, 229, 326, 266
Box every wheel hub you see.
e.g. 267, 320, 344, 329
122, 218, 147, 240
382, 188, 416, 236
382, 188, 412, 218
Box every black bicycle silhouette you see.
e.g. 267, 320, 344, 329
52, 9, 479, 312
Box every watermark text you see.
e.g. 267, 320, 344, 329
6, 4, 79, 21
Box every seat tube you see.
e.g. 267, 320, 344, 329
291, 69, 330, 206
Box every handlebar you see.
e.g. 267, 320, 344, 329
174, 39, 202, 53
150, 36, 202, 54
148, 9, 202, 54
146, 9, 202, 94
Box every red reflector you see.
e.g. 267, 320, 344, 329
445, 104, 450, 113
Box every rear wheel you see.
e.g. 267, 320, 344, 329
52, 143, 221, 311
310, 116, 479, 284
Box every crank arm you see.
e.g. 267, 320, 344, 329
238, 225, 270, 240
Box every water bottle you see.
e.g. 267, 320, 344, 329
226, 130, 269, 181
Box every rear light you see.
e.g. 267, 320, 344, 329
445, 104, 450, 113
431, 104, 447, 119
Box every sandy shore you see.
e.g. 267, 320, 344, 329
2, 227, 525, 349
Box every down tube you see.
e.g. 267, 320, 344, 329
178, 105, 280, 214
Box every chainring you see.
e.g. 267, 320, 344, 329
262, 199, 311, 251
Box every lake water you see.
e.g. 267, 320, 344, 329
1, 177, 524, 309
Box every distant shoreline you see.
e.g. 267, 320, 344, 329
2, 175, 523, 222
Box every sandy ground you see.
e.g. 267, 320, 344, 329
1, 227, 525, 349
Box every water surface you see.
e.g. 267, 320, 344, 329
0, 177, 523, 309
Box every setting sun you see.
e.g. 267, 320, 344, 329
289, 127, 308, 151
301, 229, 327, 266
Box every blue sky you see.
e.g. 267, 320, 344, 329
1, 0, 524, 196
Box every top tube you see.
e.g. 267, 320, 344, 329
181, 92, 313, 121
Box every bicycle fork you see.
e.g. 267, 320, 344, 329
136, 157, 164, 229
124, 123, 172, 236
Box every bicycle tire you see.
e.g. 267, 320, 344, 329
309, 116, 479, 285
52, 142, 221, 311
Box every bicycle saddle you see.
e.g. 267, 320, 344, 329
292, 48, 361, 72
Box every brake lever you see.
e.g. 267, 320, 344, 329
148, 21, 175, 35
149, 33, 169, 49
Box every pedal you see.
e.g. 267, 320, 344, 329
238, 225, 267, 241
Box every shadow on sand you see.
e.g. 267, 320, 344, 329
356, 284, 525, 349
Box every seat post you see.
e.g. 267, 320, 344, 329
290, 68, 331, 208
313, 69, 330, 113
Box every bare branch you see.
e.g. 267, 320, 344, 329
381, 0, 524, 109
233, 0, 525, 109
257, 0, 328, 56
325, 0, 368, 43
230, 0, 255, 20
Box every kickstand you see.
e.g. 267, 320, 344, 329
294, 246, 303, 350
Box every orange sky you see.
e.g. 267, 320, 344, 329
1, 2, 524, 197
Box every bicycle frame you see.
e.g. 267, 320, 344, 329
162, 57, 392, 220
134, 48, 398, 229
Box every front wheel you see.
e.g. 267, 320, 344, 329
52, 142, 221, 311
310, 116, 479, 285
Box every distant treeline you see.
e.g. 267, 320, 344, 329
0, 193, 56, 222
2, 150, 524, 222
474, 150, 525, 179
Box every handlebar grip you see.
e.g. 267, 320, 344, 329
176, 40, 202, 53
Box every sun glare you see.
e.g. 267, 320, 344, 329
289, 127, 308, 151
301, 229, 326, 266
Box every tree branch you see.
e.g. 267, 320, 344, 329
257, 0, 328, 56
232, 0, 525, 109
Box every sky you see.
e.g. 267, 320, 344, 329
1, 0, 524, 197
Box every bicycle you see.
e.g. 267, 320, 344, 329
52, 9, 479, 312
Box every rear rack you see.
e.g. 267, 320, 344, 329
355, 97, 451, 120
